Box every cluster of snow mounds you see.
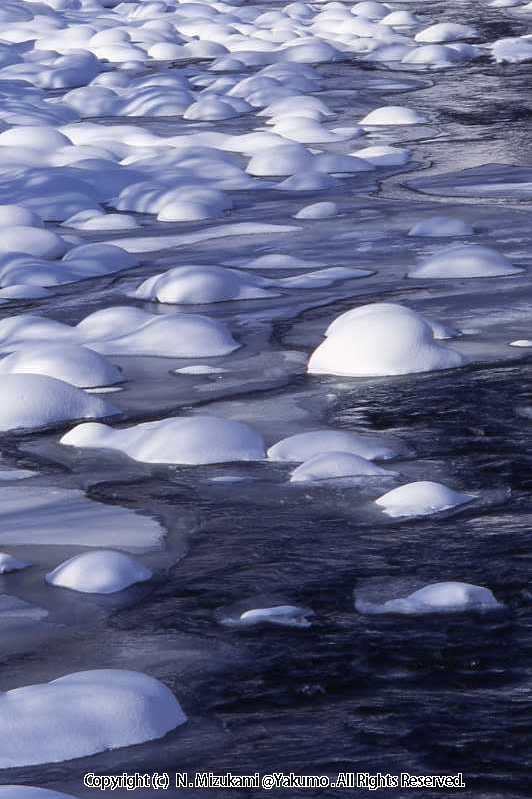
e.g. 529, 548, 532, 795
308, 303, 467, 377
0, 670, 186, 768
375, 481, 474, 518
46, 550, 152, 594
0, 374, 119, 433
409, 244, 524, 279
61, 416, 266, 465
356, 582, 502, 615
268, 429, 408, 463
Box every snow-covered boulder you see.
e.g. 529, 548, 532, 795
375, 480, 473, 517
356, 582, 502, 615
408, 216, 474, 237
268, 429, 406, 462
0, 374, 118, 432
360, 106, 429, 125
492, 37, 532, 64
415, 23, 478, 43
61, 415, 266, 465
308, 303, 466, 377
239, 605, 313, 628
0, 670, 186, 767
46, 550, 152, 594
0, 344, 121, 388
131, 265, 277, 304
409, 244, 523, 278
290, 451, 397, 482
0, 553, 31, 574
352, 145, 411, 166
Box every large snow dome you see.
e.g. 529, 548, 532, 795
308, 303, 467, 377
0, 670, 186, 767
409, 244, 524, 278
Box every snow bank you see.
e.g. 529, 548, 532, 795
0, 670, 186, 767
290, 451, 397, 482
268, 429, 407, 462
308, 303, 466, 377
0, 374, 118, 432
409, 244, 523, 278
46, 550, 152, 594
375, 480, 474, 517
356, 582, 502, 615
61, 416, 266, 465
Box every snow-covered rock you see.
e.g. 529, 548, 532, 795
409, 244, 523, 278
0, 553, 31, 574
352, 145, 411, 166
268, 429, 407, 462
375, 480, 474, 517
46, 550, 152, 594
0, 344, 121, 388
131, 265, 277, 304
61, 416, 266, 465
360, 106, 429, 125
294, 201, 338, 219
0, 374, 119, 432
239, 605, 313, 628
0, 670, 186, 767
356, 582, 502, 615
290, 451, 397, 482
415, 23, 478, 43
308, 303, 466, 377
408, 216, 474, 237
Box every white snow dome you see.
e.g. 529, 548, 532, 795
0, 343, 122, 388
375, 480, 474, 517
0, 553, 30, 574
46, 550, 152, 594
290, 451, 397, 482
0, 374, 118, 432
324, 303, 456, 341
308, 303, 466, 377
246, 143, 314, 176
357, 582, 502, 615
0, 204, 43, 228
294, 201, 338, 219
360, 106, 429, 125
415, 23, 478, 43
352, 145, 411, 166
268, 429, 406, 462
132, 265, 277, 304
409, 244, 524, 278
408, 216, 474, 237
0, 670, 186, 767
61, 415, 266, 465
239, 605, 313, 628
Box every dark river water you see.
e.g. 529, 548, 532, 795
1, 1, 532, 797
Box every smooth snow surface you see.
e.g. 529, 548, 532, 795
357, 582, 502, 615
0, 670, 186, 767
308, 303, 467, 376
375, 481, 474, 517
61, 416, 266, 465
46, 551, 152, 594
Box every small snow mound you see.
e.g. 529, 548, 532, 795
0, 344, 121, 388
0, 553, 31, 574
375, 480, 473, 517
268, 429, 406, 463
408, 216, 474, 237
61, 415, 266, 465
290, 451, 397, 483
409, 244, 523, 278
294, 201, 337, 219
0, 374, 118, 432
357, 582, 502, 615
510, 339, 532, 347
415, 23, 478, 44
46, 550, 152, 594
132, 265, 277, 304
360, 106, 429, 125
309, 303, 466, 377
352, 145, 411, 166
238, 606, 313, 628
0, 670, 186, 767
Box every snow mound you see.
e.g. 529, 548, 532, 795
408, 216, 474, 237
415, 23, 478, 43
294, 201, 338, 219
0, 670, 186, 767
375, 480, 474, 517
61, 416, 266, 465
246, 143, 314, 176
0, 344, 122, 388
492, 37, 532, 63
0, 553, 30, 574
325, 303, 457, 341
308, 303, 466, 377
290, 451, 397, 482
268, 429, 407, 463
409, 244, 523, 278
131, 265, 277, 304
0, 374, 119, 432
360, 106, 429, 125
0, 226, 67, 259
357, 582, 502, 615
352, 145, 411, 166
46, 550, 152, 594
239, 605, 313, 628
510, 339, 532, 347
